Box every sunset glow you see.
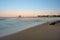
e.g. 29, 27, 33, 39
0, 0, 60, 17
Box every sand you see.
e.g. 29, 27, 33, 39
0, 22, 60, 40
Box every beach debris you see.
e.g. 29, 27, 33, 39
49, 20, 60, 25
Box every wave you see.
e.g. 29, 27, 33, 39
0, 18, 7, 21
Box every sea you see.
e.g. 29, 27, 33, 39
0, 17, 60, 37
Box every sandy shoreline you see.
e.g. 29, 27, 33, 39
0, 22, 60, 40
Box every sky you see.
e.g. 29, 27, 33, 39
0, 0, 60, 17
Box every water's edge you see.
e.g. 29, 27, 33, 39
0, 17, 60, 37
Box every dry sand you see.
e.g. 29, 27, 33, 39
0, 22, 60, 40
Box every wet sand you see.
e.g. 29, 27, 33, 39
0, 22, 60, 40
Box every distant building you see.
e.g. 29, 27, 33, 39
18, 15, 21, 18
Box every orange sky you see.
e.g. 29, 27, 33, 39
0, 10, 60, 17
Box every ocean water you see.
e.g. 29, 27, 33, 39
0, 17, 60, 37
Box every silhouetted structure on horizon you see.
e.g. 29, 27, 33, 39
37, 15, 60, 17
18, 15, 21, 18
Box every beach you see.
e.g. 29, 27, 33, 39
0, 0, 60, 40
0, 21, 60, 40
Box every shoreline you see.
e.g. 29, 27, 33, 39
0, 22, 45, 37
0, 21, 60, 40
